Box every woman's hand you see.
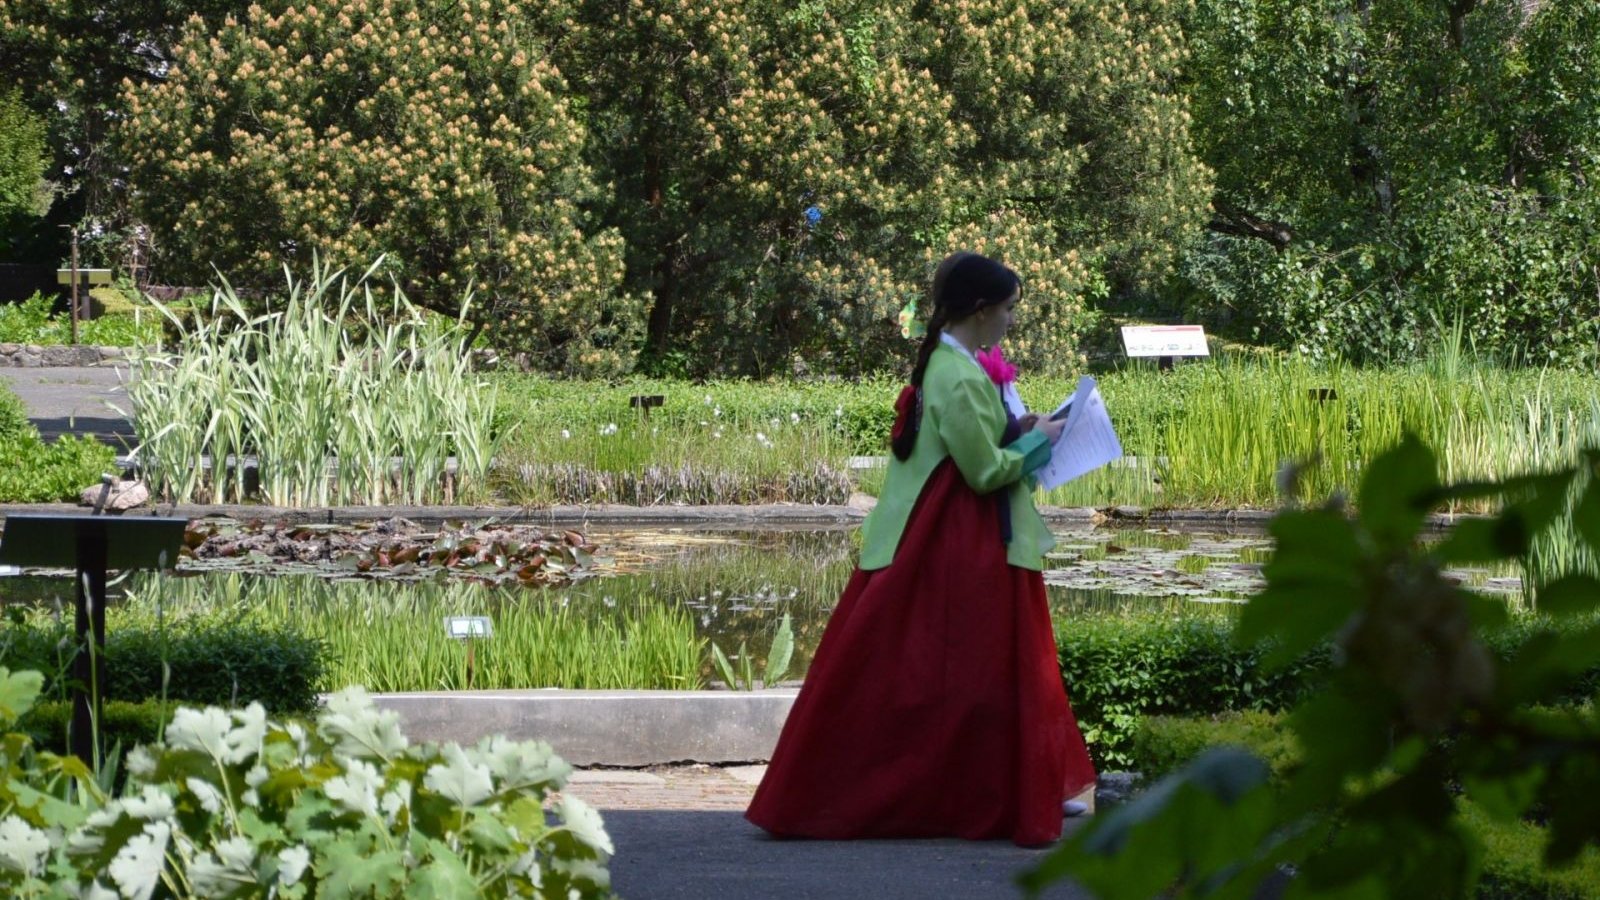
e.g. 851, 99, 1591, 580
1018, 412, 1040, 433
1036, 416, 1066, 444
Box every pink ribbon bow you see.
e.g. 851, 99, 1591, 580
975, 345, 1017, 386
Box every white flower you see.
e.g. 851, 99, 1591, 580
834, 406, 843, 417
560, 429, 570, 439
703, 394, 713, 404
713, 406, 721, 417
790, 413, 799, 424
755, 432, 767, 442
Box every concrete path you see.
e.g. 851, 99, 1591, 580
0, 365, 135, 444
566, 766, 1090, 899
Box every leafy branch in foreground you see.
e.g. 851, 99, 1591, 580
1023, 434, 1600, 898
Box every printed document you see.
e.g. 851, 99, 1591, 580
1033, 376, 1122, 490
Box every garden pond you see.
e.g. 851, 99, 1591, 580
0, 520, 1526, 689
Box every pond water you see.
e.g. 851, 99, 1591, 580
0, 524, 1524, 684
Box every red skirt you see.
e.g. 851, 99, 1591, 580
745, 460, 1096, 846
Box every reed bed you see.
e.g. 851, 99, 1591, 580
125, 258, 498, 506
121, 573, 704, 691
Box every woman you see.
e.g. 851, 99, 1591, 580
746, 252, 1097, 847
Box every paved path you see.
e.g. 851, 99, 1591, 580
564, 766, 1090, 899
0, 366, 135, 444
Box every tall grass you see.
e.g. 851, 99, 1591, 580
120, 572, 704, 691
124, 257, 498, 506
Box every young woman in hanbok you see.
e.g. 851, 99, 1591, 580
746, 252, 1097, 847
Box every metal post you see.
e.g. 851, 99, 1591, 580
69, 227, 80, 346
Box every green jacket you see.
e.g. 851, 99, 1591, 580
859, 343, 1056, 571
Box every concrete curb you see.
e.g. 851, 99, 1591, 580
372, 689, 799, 766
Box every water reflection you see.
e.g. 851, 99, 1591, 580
0, 524, 1522, 682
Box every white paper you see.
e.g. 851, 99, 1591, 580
1000, 382, 1026, 419
1033, 376, 1123, 490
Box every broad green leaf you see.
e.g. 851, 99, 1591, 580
1356, 435, 1438, 546
1236, 584, 1358, 668
1433, 516, 1528, 563
423, 745, 494, 807
318, 687, 408, 762
1531, 574, 1600, 618
1569, 479, 1600, 553
710, 642, 739, 690
405, 839, 476, 899
315, 839, 407, 900
0, 669, 43, 725
765, 613, 794, 687
187, 836, 259, 899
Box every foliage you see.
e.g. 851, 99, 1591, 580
1178, 0, 1600, 364
1, 614, 325, 714
126, 259, 500, 506
0, 292, 162, 346
1128, 713, 1600, 898
710, 612, 794, 690
0, 383, 116, 502
0, 85, 50, 249
17, 698, 180, 759
121, 572, 706, 692
1129, 710, 1298, 784
1023, 435, 1600, 898
115, 0, 637, 375
564, 0, 1208, 376
0, 669, 614, 898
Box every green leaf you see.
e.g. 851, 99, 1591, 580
765, 614, 794, 687
710, 642, 739, 690
1531, 574, 1600, 618
0, 668, 44, 725
558, 794, 613, 856
1236, 584, 1358, 668
1433, 515, 1528, 563
1356, 434, 1437, 546
314, 838, 407, 899
423, 745, 494, 807
1569, 478, 1600, 552
405, 839, 475, 899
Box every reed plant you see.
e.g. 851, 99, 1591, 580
123, 257, 498, 506
121, 572, 704, 691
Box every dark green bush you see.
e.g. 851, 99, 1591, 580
0, 380, 31, 441
1, 620, 326, 714
1059, 612, 1600, 771
16, 697, 178, 756
1128, 712, 1600, 899
1056, 614, 1331, 769
0, 381, 117, 502
1130, 710, 1298, 782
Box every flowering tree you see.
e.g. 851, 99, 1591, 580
562, 0, 1212, 376
117, 0, 639, 374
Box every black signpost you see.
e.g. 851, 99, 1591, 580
0, 515, 188, 764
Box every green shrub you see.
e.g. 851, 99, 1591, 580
1, 620, 326, 714
1130, 711, 1299, 782
0, 379, 30, 440
1056, 614, 1330, 769
0, 431, 116, 502
15, 697, 179, 756
0, 291, 55, 343
0, 668, 613, 897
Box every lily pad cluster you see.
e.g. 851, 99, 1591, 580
181, 517, 606, 585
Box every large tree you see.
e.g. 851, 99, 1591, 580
559, 0, 1212, 376
0, 87, 52, 255
116, 0, 638, 374
1179, 0, 1600, 364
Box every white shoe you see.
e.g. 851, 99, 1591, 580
1062, 800, 1090, 817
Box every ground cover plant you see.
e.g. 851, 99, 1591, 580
126, 258, 498, 507
0, 380, 115, 503
0, 291, 162, 347
1023, 435, 1600, 898
0, 669, 615, 898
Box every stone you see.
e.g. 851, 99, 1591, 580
846, 492, 878, 512
79, 478, 151, 512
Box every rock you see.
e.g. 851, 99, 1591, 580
1095, 772, 1142, 808
79, 478, 151, 512
846, 492, 878, 512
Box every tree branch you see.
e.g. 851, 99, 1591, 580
1207, 199, 1295, 249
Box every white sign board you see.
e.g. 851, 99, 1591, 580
1120, 325, 1210, 358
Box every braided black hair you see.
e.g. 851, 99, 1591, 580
890, 252, 1021, 461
